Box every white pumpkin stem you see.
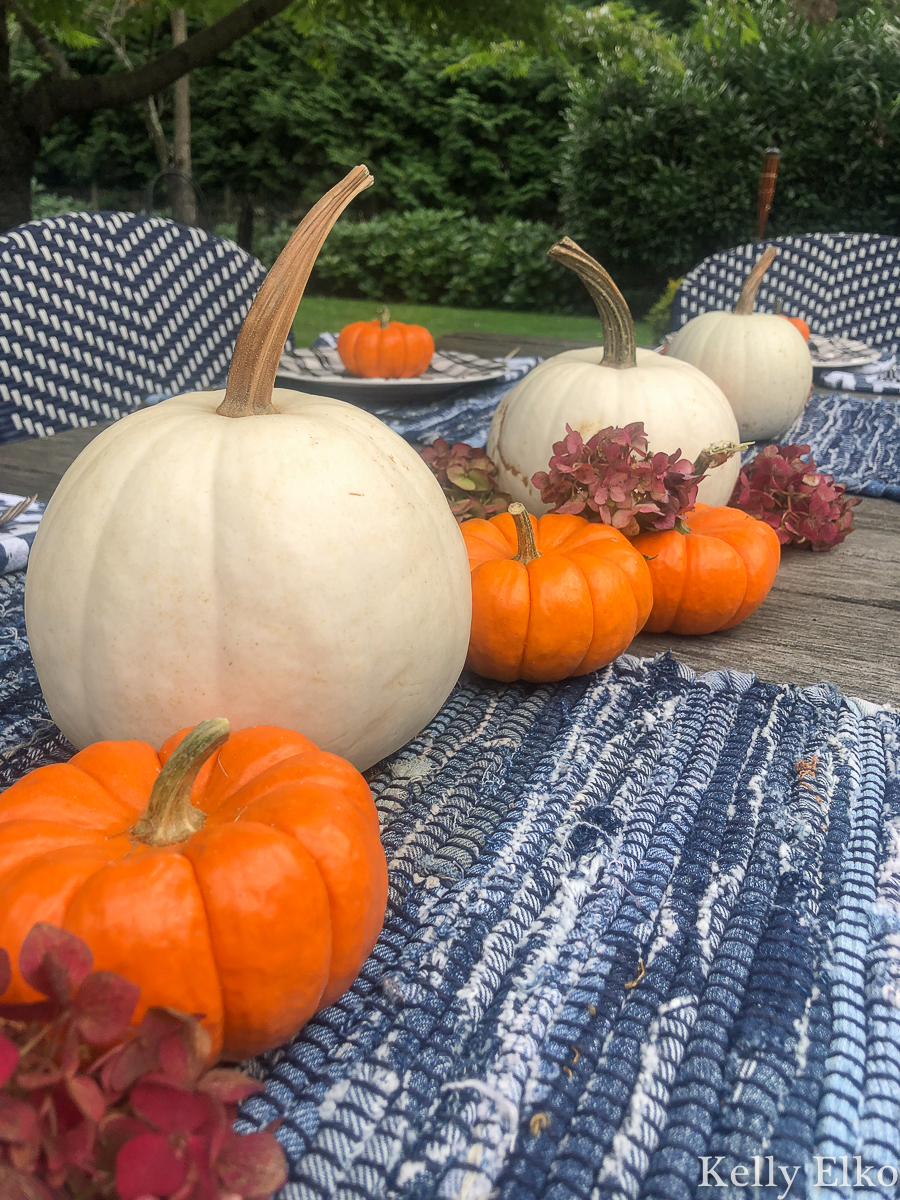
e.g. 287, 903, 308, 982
734, 244, 777, 315
131, 718, 230, 848
509, 502, 540, 564
218, 166, 374, 418
548, 237, 636, 369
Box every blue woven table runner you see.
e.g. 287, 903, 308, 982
0, 575, 896, 1197
371, 374, 900, 503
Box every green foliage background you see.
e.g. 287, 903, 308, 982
562, 1, 900, 293
36, 17, 569, 223
30, 1, 900, 314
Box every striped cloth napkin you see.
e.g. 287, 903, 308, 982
0, 493, 44, 574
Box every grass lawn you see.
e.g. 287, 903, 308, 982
293, 296, 653, 348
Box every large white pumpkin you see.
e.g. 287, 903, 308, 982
24, 169, 472, 770
668, 245, 813, 441
488, 239, 741, 512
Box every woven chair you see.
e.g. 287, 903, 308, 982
671, 232, 900, 353
0, 211, 266, 445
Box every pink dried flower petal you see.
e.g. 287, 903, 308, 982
0, 1031, 18, 1086
0, 1093, 39, 1144
0, 1165, 55, 1200
216, 1130, 289, 1197
66, 1072, 107, 1122
18, 924, 93, 1006
199, 1069, 266, 1106
116, 1130, 187, 1199
73, 969, 140, 1046
131, 1081, 217, 1135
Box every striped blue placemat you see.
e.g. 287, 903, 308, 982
0, 554, 897, 1195
0, 494, 43, 574
228, 658, 900, 1199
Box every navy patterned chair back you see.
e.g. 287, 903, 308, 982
671, 232, 900, 353
0, 211, 266, 444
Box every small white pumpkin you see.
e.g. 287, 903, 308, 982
25, 169, 471, 770
667, 245, 813, 441
487, 239, 741, 513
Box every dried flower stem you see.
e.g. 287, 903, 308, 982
509, 502, 540, 564
734, 245, 777, 315
548, 237, 636, 369
218, 165, 373, 418
131, 718, 230, 847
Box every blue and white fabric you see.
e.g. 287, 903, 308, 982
0, 580, 896, 1198
3, 364, 899, 577
0, 494, 44, 573
819, 356, 900, 396
0, 212, 265, 444
745, 391, 900, 502
671, 233, 900, 353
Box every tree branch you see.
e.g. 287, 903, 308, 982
9, 0, 73, 79
21, 0, 294, 133
99, 30, 170, 173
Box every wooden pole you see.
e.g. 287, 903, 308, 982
756, 145, 781, 241
170, 8, 197, 227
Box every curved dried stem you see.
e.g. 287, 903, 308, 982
509, 503, 540, 564
131, 718, 230, 847
734, 244, 777, 315
218, 166, 373, 417
548, 237, 636, 369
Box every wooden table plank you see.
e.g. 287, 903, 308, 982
0, 338, 895, 707
629, 497, 900, 705
436, 332, 600, 358
0, 424, 114, 503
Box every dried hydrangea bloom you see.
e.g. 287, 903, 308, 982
531, 422, 727, 537
0, 923, 287, 1200
419, 438, 512, 522
730, 443, 860, 551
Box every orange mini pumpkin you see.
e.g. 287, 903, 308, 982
631, 504, 781, 635
780, 314, 811, 342
0, 719, 387, 1060
338, 307, 434, 378
461, 503, 653, 682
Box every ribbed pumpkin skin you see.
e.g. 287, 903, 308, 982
0, 724, 387, 1060
338, 320, 434, 378
668, 313, 812, 441
462, 511, 653, 682
631, 505, 781, 635
486, 347, 741, 512
25, 390, 471, 771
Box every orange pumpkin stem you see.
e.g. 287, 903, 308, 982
734, 245, 777, 315
218, 166, 374, 419
509, 502, 540, 564
131, 718, 231, 848
377, 306, 391, 329
547, 237, 636, 369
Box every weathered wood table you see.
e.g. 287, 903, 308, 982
0, 331, 896, 707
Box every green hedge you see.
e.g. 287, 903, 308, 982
237, 209, 593, 313
36, 17, 568, 225
560, 1, 900, 292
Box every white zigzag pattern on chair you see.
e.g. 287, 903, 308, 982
672, 231, 900, 351
0, 211, 266, 443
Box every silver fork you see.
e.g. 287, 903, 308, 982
0, 495, 37, 530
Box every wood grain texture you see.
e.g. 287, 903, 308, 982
0, 424, 114, 501
629, 497, 900, 707
0, 336, 896, 708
